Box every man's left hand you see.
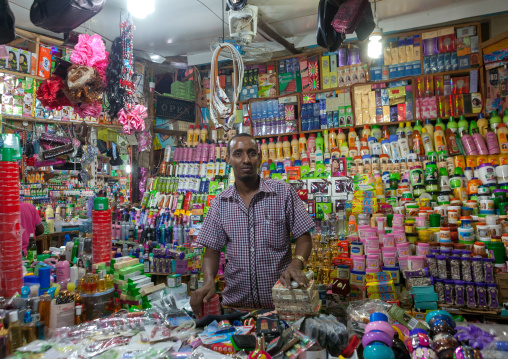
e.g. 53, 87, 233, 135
279, 265, 309, 289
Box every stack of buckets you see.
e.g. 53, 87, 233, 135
92, 197, 112, 264
0, 149, 23, 297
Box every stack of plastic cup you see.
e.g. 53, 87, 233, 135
92, 199, 112, 264
0, 157, 23, 297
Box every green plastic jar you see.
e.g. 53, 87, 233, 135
94, 197, 109, 211
485, 242, 506, 264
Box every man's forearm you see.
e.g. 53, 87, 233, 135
289, 232, 312, 270
202, 248, 221, 286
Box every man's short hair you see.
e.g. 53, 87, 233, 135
226, 133, 256, 155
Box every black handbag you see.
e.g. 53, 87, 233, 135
0, 0, 15, 44
30, 0, 106, 33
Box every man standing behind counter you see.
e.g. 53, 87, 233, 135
191, 133, 314, 317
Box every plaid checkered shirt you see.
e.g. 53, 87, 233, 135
197, 178, 314, 308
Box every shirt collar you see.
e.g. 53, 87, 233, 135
222, 177, 276, 199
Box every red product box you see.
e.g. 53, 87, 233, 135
37, 45, 52, 79
397, 104, 406, 122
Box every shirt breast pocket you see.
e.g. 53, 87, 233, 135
263, 206, 287, 250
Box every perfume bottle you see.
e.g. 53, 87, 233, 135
0, 322, 8, 359
8, 311, 23, 352
74, 305, 84, 326
21, 311, 35, 345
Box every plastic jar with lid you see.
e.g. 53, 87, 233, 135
418, 230, 432, 243
439, 227, 451, 243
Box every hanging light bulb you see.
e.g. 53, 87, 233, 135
368, 0, 382, 59
368, 26, 382, 58
127, 0, 155, 19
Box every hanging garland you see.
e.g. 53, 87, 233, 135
118, 14, 147, 134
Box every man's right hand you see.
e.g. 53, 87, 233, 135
190, 282, 216, 318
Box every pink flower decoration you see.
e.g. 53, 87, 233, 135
73, 101, 102, 118
70, 34, 108, 68
117, 105, 148, 134
94, 52, 109, 82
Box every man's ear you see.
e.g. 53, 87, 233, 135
226, 154, 231, 166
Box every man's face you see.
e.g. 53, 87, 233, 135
226, 136, 259, 182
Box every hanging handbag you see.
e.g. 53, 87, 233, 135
316, 0, 343, 52
30, 0, 106, 33
331, 0, 369, 35
0, 0, 15, 44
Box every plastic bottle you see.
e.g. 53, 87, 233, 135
187, 125, 194, 146
337, 128, 346, 145
434, 126, 448, 154
281, 136, 291, 160
199, 125, 208, 143
268, 138, 276, 162
490, 110, 502, 132
323, 130, 329, 154
405, 122, 413, 148
362, 125, 371, 139
396, 123, 405, 138
382, 126, 390, 140
340, 143, 349, 157
347, 215, 358, 235
315, 132, 324, 153
469, 117, 479, 136
457, 115, 468, 134
348, 128, 357, 148
503, 109, 508, 124
485, 128, 500, 155
299, 134, 307, 156
435, 117, 445, 130
275, 136, 284, 162
445, 128, 460, 156
389, 135, 401, 160
460, 130, 478, 156
291, 135, 300, 160
447, 116, 458, 134
412, 130, 424, 156
329, 129, 337, 149
421, 128, 434, 154
424, 119, 435, 146
192, 126, 200, 147
398, 132, 410, 159
478, 113, 489, 137
498, 123, 508, 153
472, 128, 489, 155
371, 125, 382, 141
45, 206, 54, 234
439, 167, 451, 192
307, 133, 317, 156
260, 139, 268, 162
413, 120, 423, 133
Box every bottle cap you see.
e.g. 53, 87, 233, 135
9, 310, 18, 322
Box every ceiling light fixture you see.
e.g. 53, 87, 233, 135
368, 0, 382, 59
127, 0, 155, 19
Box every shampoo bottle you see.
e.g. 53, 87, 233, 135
457, 115, 468, 134
291, 135, 300, 161
485, 128, 501, 155
472, 128, 489, 155
498, 123, 508, 153
424, 119, 435, 146
447, 116, 458, 134
490, 110, 502, 132
478, 113, 489, 137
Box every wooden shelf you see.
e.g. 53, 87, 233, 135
353, 114, 480, 129
300, 129, 325, 134
153, 128, 187, 137
253, 132, 298, 140
1, 115, 123, 129
420, 68, 479, 77
0, 69, 45, 81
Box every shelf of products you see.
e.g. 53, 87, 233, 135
2, 115, 123, 129
0, 68, 46, 81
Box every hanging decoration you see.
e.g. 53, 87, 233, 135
36, 33, 108, 119
105, 37, 125, 118
117, 13, 148, 134
117, 104, 147, 135
36, 75, 71, 110
209, 42, 244, 134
